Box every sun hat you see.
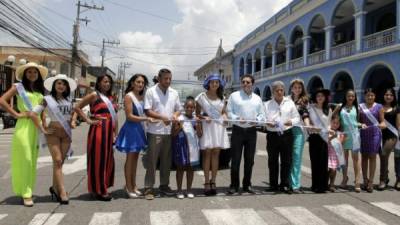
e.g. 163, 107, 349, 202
15, 62, 48, 81
311, 88, 330, 102
203, 74, 225, 90
44, 74, 77, 92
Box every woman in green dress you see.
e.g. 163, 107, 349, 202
0, 62, 47, 207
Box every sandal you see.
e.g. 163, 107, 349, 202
23, 197, 34, 207
210, 180, 217, 196
395, 179, 400, 191
204, 183, 212, 196
367, 180, 374, 193
340, 176, 348, 189
354, 183, 361, 193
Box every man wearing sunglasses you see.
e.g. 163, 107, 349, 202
226, 74, 266, 195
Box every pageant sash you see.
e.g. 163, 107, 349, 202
15, 83, 47, 150
384, 119, 400, 150
360, 103, 380, 126
128, 92, 147, 131
99, 92, 117, 127
341, 107, 361, 151
309, 105, 329, 143
180, 115, 200, 166
331, 134, 346, 169
44, 95, 74, 158
199, 93, 224, 125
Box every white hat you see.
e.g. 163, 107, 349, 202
15, 62, 48, 81
44, 74, 77, 92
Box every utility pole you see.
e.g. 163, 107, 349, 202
120, 62, 132, 94
70, 1, 104, 79
101, 39, 120, 68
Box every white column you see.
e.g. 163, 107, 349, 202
354, 11, 367, 52
324, 25, 335, 61
261, 55, 265, 77
272, 50, 277, 74
245, 63, 248, 74
397, 0, 400, 42
286, 44, 293, 70
252, 59, 256, 75
302, 36, 311, 66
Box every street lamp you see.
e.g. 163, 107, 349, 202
19, 59, 27, 65
51, 70, 57, 76
6, 55, 15, 65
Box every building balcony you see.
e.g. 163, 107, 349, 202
363, 27, 396, 51
263, 67, 272, 77
308, 50, 325, 66
254, 71, 262, 79
275, 63, 286, 74
289, 57, 303, 70
331, 41, 356, 60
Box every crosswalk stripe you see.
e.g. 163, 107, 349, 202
0, 214, 7, 221
324, 204, 386, 225
256, 210, 289, 225
202, 208, 267, 225
28, 213, 65, 225
275, 206, 327, 225
150, 211, 184, 225
88, 212, 121, 225
371, 202, 400, 217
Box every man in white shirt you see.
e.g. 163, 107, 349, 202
144, 68, 181, 200
264, 81, 300, 193
226, 74, 266, 194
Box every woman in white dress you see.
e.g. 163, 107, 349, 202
195, 74, 230, 196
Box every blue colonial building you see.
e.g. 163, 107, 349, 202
233, 0, 399, 103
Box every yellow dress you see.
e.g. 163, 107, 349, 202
11, 91, 43, 198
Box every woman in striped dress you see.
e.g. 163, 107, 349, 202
74, 74, 117, 201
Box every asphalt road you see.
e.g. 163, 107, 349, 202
0, 112, 399, 225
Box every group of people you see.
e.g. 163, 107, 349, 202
1, 62, 399, 207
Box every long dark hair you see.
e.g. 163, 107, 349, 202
95, 74, 114, 96
289, 79, 309, 105
50, 79, 70, 101
382, 88, 397, 107
124, 74, 149, 95
21, 68, 45, 94
206, 80, 224, 100
311, 91, 329, 115
339, 89, 359, 118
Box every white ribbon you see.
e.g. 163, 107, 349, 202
199, 93, 224, 125
44, 95, 74, 158
331, 134, 346, 169
384, 119, 400, 150
15, 83, 47, 150
127, 92, 147, 132
309, 105, 329, 143
360, 103, 382, 149
99, 92, 117, 127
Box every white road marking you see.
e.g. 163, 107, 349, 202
195, 171, 204, 176
255, 150, 311, 175
28, 213, 65, 225
275, 206, 328, 225
371, 202, 400, 217
256, 150, 267, 156
0, 214, 7, 221
202, 208, 267, 225
150, 211, 184, 225
88, 212, 122, 225
37, 154, 87, 175
324, 204, 386, 225
300, 165, 311, 175
256, 210, 289, 225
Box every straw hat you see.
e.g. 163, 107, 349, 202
15, 62, 48, 81
44, 74, 77, 92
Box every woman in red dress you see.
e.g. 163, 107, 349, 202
74, 74, 117, 201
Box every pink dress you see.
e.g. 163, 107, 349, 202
328, 143, 338, 169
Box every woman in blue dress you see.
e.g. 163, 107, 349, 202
115, 74, 149, 198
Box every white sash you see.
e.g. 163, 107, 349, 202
44, 95, 74, 158
331, 134, 346, 169
199, 93, 224, 125
15, 83, 47, 150
179, 115, 200, 165
99, 92, 117, 127
309, 105, 329, 143
127, 92, 146, 132
341, 107, 361, 151
360, 103, 380, 126
384, 119, 400, 150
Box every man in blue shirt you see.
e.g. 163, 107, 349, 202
226, 74, 266, 194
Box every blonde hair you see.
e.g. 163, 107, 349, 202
289, 79, 309, 105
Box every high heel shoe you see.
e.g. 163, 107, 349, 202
49, 187, 69, 205
204, 183, 213, 196
354, 183, 361, 193
395, 179, 400, 191
340, 176, 348, 189
22, 197, 34, 207
367, 181, 374, 193
125, 186, 141, 198
210, 181, 217, 196
93, 193, 112, 201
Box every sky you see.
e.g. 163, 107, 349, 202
0, 0, 291, 80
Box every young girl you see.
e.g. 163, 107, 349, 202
328, 115, 345, 192
74, 74, 117, 201
171, 97, 202, 199
0, 62, 48, 207
31, 74, 77, 205
115, 74, 149, 198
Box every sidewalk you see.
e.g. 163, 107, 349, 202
0, 128, 14, 135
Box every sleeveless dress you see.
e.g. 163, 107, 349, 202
87, 94, 116, 195
360, 103, 383, 154
195, 93, 230, 150
339, 106, 358, 150
11, 91, 43, 198
115, 101, 147, 153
